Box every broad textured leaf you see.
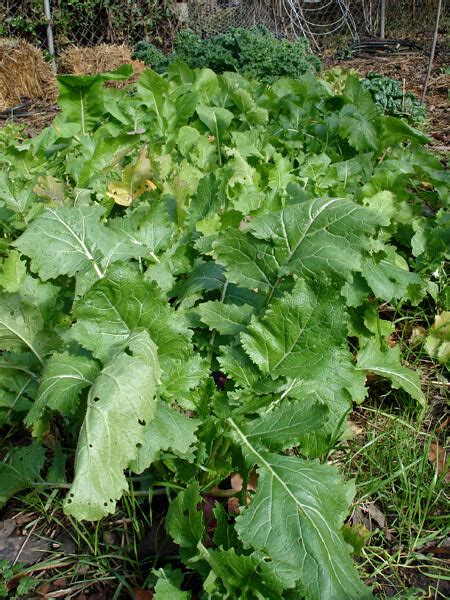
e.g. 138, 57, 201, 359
160, 356, 209, 406
71, 264, 192, 363
57, 65, 132, 133
173, 260, 225, 299
212, 229, 279, 291
196, 105, 233, 146
154, 578, 191, 600
198, 546, 284, 599
0, 294, 47, 364
338, 104, 378, 151
130, 401, 199, 474
219, 344, 262, 389
246, 399, 328, 451
64, 331, 160, 520
361, 246, 421, 302
356, 340, 425, 405
198, 301, 254, 336
286, 346, 367, 457
57, 74, 104, 133
185, 173, 224, 229
248, 197, 382, 283
14, 206, 145, 281
0, 442, 46, 507
14, 206, 107, 280
230, 420, 374, 599
0, 173, 34, 215
241, 279, 346, 379
0, 250, 27, 292
25, 353, 100, 425
166, 485, 205, 561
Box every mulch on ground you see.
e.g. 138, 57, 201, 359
325, 37, 449, 148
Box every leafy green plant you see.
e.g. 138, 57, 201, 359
0, 560, 39, 599
361, 73, 427, 127
0, 62, 448, 598
133, 27, 321, 82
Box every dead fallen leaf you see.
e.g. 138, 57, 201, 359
352, 502, 394, 542
227, 497, 241, 514
35, 581, 51, 596
130, 588, 153, 600
428, 442, 450, 483
0, 518, 16, 538
348, 420, 365, 436
227, 471, 259, 513
436, 417, 449, 433
13, 514, 36, 526
0, 535, 50, 566
230, 470, 258, 492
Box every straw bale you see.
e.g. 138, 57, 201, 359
0, 38, 57, 111
59, 44, 145, 85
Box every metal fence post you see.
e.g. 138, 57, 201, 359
43, 0, 57, 73
380, 0, 386, 38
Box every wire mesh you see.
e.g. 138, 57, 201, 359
187, 1, 446, 45
0, 1, 447, 54
0, 1, 177, 51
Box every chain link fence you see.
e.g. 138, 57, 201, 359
0, 1, 447, 55
0, 1, 177, 52
186, 1, 446, 46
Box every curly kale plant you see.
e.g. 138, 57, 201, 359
133, 27, 321, 82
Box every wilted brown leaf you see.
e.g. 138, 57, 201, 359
130, 588, 153, 600
428, 442, 450, 482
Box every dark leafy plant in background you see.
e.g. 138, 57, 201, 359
362, 73, 427, 127
133, 26, 321, 82
0, 63, 448, 598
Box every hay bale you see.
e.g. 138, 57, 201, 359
0, 38, 57, 111
59, 44, 145, 84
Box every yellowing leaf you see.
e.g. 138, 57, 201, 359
33, 175, 65, 203
107, 146, 156, 207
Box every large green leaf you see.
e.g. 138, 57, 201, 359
229, 420, 374, 599
14, 206, 145, 281
248, 197, 382, 283
0, 250, 27, 292
198, 301, 254, 336
71, 264, 192, 363
166, 484, 205, 562
0, 294, 47, 364
57, 65, 133, 134
0, 442, 46, 507
241, 279, 346, 379
130, 401, 199, 474
285, 346, 367, 457
25, 353, 100, 425
64, 331, 160, 520
198, 545, 284, 599
245, 399, 328, 451
361, 246, 421, 302
196, 105, 233, 163
356, 340, 425, 406
212, 229, 279, 291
